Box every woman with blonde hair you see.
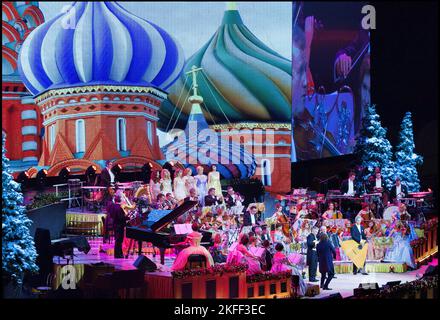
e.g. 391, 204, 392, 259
194, 166, 208, 206
173, 169, 186, 201
160, 168, 173, 195
183, 168, 196, 197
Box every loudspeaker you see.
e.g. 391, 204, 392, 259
133, 255, 157, 272
321, 293, 343, 299
423, 265, 438, 278
34, 228, 53, 278
359, 282, 379, 289
385, 281, 401, 287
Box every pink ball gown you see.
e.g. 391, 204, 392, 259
226, 244, 261, 275
171, 232, 214, 271
271, 252, 306, 296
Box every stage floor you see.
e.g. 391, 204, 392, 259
55, 238, 437, 299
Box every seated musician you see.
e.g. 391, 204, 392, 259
271, 203, 284, 220
165, 192, 178, 210
154, 193, 169, 210
322, 202, 342, 220
224, 186, 244, 210
184, 188, 200, 204
243, 205, 260, 227
295, 202, 309, 221
260, 225, 272, 243
356, 202, 374, 221
204, 187, 223, 207
107, 195, 129, 258
209, 233, 227, 263
340, 171, 358, 196
171, 222, 214, 271
226, 234, 262, 275
390, 177, 408, 202
398, 203, 412, 221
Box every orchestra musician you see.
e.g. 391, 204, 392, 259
295, 202, 309, 221
204, 187, 223, 207
164, 192, 178, 210
224, 186, 244, 209
321, 202, 342, 220
356, 202, 374, 221
106, 195, 129, 258
184, 188, 200, 204
96, 160, 116, 205
340, 171, 359, 196
154, 193, 169, 210
368, 170, 387, 194
390, 177, 409, 202
243, 205, 260, 227
398, 203, 412, 221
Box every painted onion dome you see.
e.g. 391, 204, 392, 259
159, 3, 292, 131
18, 1, 184, 96
2, 1, 44, 77
162, 66, 256, 179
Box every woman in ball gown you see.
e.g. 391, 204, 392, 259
295, 203, 309, 221
207, 165, 222, 198
321, 202, 341, 220
365, 220, 378, 261
182, 168, 196, 197
226, 234, 262, 275
194, 166, 208, 206
271, 243, 306, 296
171, 223, 214, 271
149, 170, 161, 201
173, 169, 186, 202
160, 169, 173, 196
383, 223, 416, 269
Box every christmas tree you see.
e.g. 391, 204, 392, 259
394, 112, 423, 192
354, 105, 395, 189
2, 132, 38, 286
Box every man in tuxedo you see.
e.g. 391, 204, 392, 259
107, 195, 129, 258
260, 225, 272, 243
306, 226, 319, 282
340, 171, 358, 196
224, 186, 240, 209
204, 187, 222, 206
368, 171, 387, 193
317, 233, 336, 290
98, 160, 115, 187
243, 205, 259, 227
390, 177, 408, 202
350, 216, 368, 275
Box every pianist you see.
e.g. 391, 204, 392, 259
171, 222, 214, 271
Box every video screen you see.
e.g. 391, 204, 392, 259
292, 1, 370, 162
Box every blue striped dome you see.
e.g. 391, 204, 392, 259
18, 1, 185, 96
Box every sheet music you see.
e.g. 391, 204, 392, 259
174, 223, 192, 235
249, 246, 265, 257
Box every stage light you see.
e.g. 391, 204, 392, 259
141, 163, 152, 183
36, 169, 48, 190
59, 167, 70, 182
17, 171, 29, 185
85, 165, 97, 185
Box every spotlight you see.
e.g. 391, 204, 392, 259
36, 169, 48, 190
17, 171, 29, 187
59, 167, 70, 183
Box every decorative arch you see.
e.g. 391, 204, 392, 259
47, 159, 98, 177
22, 5, 44, 27
2, 2, 20, 21
2, 22, 21, 42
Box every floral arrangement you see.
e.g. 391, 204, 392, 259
356, 275, 437, 299
171, 263, 248, 279
246, 271, 292, 283
26, 192, 62, 210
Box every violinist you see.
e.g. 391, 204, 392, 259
205, 187, 222, 207
243, 205, 260, 227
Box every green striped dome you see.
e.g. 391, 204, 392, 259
159, 6, 292, 131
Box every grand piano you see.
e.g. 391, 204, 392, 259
125, 200, 213, 265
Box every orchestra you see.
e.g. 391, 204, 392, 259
87, 164, 430, 295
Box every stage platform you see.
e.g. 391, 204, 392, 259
51, 237, 437, 298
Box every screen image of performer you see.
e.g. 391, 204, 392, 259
306, 226, 319, 282
194, 166, 208, 206
351, 216, 368, 275
204, 187, 222, 207
317, 233, 336, 290
390, 177, 408, 202
107, 195, 129, 259
171, 222, 214, 271
207, 165, 222, 198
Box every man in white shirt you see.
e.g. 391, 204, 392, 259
340, 171, 357, 196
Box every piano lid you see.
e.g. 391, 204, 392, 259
151, 200, 199, 232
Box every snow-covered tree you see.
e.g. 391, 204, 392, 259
2, 132, 38, 286
354, 105, 395, 188
394, 112, 423, 192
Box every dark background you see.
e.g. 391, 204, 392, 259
292, 1, 438, 198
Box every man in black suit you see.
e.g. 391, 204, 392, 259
350, 216, 368, 275
317, 233, 336, 290
243, 205, 259, 227
368, 171, 387, 194
107, 195, 129, 258
97, 160, 115, 187
389, 177, 409, 202
204, 187, 222, 206
340, 171, 358, 196
306, 226, 319, 282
